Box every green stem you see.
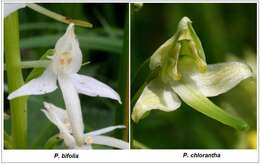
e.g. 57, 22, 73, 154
130, 122, 134, 148
116, 5, 129, 141
27, 4, 92, 28
4, 60, 49, 70
4, 12, 28, 148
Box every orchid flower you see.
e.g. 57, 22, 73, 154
132, 17, 252, 131
42, 102, 129, 149
8, 24, 121, 145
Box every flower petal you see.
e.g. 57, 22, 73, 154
58, 74, 84, 145
187, 62, 252, 97
85, 125, 125, 136
41, 102, 77, 149
171, 80, 249, 131
70, 74, 121, 103
8, 67, 57, 100
131, 78, 181, 123
4, 3, 27, 17
149, 35, 175, 71
52, 23, 82, 74
91, 135, 129, 149
42, 102, 70, 130
149, 16, 207, 74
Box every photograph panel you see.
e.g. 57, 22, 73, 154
3, 3, 129, 150
131, 3, 257, 149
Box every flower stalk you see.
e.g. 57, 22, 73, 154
4, 60, 49, 70
4, 12, 27, 148
27, 4, 93, 28
4, 4, 92, 28
116, 5, 129, 141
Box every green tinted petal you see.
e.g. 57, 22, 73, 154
187, 62, 252, 97
149, 35, 176, 71
171, 80, 249, 131
132, 78, 181, 123
149, 17, 207, 83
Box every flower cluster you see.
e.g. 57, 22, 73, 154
8, 24, 128, 149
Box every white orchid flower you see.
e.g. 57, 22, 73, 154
4, 3, 27, 17
132, 17, 252, 131
42, 102, 129, 149
8, 24, 121, 145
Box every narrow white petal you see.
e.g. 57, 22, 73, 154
132, 78, 181, 123
4, 3, 27, 17
71, 74, 121, 103
85, 125, 125, 136
188, 62, 252, 97
52, 24, 82, 74
8, 67, 57, 100
42, 108, 73, 147
92, 135, 129, 149
58, 74, 84, 145
41, 103, 68, 133
41, 102, 77, 149
42, 102, 71, 130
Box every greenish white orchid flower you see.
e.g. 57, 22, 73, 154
42, 102, 129, 149
8, 24, 121, 145
132, 17, 252, 131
